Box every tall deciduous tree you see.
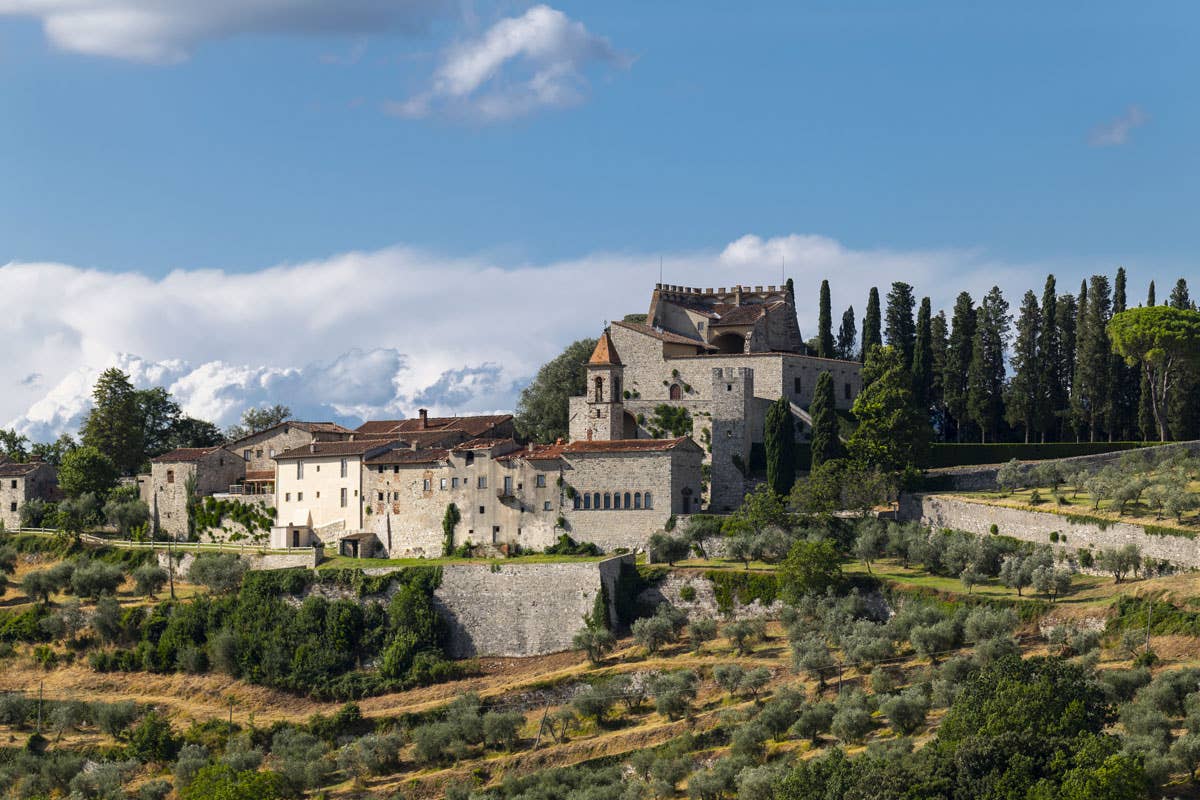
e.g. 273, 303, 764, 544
763, 396, 796, 496
817, 280, 834, 359
849, 346, 931, 471
884, 282, 917, 369
1035, 276, 1065, 442
1006, 290, 1041, 443
1072, 275, 1113, 442
514, 338, 598, 443
861, 288, 882, 362
1109, 306, 1200, 441
225, 405, 292, 441
81, 368, 144, 476
942, 292, 976, 442
911, 297, 934, 413
809, 372, 843, 469
967, 286, 1011, 443
58, 445, 119, 499
836, 306, 857, 361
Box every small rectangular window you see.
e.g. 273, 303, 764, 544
297, 492, 303, 502
243, 449, 251, 461
340, 459, 348, 478
340, 487, 348, 507
536, 474, 546, 488
543, 501, 552, 511
269, 448, 275, 458
844, 382, 852, 399
794, 377, 802, 394
479, 506, 485, 514
297, 461, 304, 479
477, 476, 487, 490
10, 479, 17, 489
378, 492, 384, 501
256, 449, 263, 459
423, 478, 432, 491
503, 476, 513, 493
440, 478, 447, 490
452, 477, 459, 489
286, 492, 291, 502
9, 502, 16, 512
166, 470, 174, 484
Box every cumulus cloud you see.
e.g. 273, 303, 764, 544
387, 5, 628, 121
1089, 105, 1147, 147
0, 0, 448, 63
2, 233, 1094, 442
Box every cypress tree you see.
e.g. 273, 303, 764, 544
1138, 280, 1158, 439
884, 282, 917, 369
943, 292, 976, 442
817, 280, 834, 358
1035, 275, 1064, 442
911, 297, 934, 411
1005, 290, 1041, 443
1057, 292, 1078, 405
763, 396, 796, 496
1109, 267, 1138, 440
861, 288, 882, 362
967, 287, 1011, 443
836, 306, 857, 361
1071, 275, 1112, 442
1170, 278, 1193, 310
930, 310, 949, 436
1147, 280, 1156, 307
1069, 280, 1089, 440
809, 372, 843, 469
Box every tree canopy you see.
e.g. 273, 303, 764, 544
514, 338, 598, 443
848, 346, 931, 473
1108, 305, 1200, 441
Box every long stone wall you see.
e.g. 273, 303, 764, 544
900, 494, 1200, 568
431, 554, 633, 658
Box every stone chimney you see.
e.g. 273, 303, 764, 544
418, 408, 429, 430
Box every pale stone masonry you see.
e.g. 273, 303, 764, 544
226, 421, 355, 495
0, 460, 57, 529
569, 283, 863, 511
148, 447, 245, 539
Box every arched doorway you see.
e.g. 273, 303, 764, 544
623, 411, 639, 438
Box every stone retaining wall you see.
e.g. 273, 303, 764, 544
899, 493, 1200, 568
157, 548, 321, 575
430, 554, 632, 658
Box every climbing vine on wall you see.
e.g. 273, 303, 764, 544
194, 497, 275, 543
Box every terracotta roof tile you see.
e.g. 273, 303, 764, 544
354, 414, 512, 438
364, 449, 451, 466
589, 330, 622, 365
563, 437, 693, 454
612, 320, 715, 349
0, 461, 45, 477
495, 443, 567, 462
244, 470, 275, 482
451, 437, 516, 452
274, 440, 400, 460
150, 447, 223, 463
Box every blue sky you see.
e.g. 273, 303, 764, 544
0, 1, 1194, 436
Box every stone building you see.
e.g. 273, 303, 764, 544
360, 435, 703, 557
569, 283, 863, 510
226, 421, 355, 496
0, 460, 58, 529
149, 447, 245, 539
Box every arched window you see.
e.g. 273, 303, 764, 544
573, 495, 581, 510
583, 493, 591, 510
624, 492, 632, 509
644, 492, 653, 510
669, 384, 682, 400
594, 377, 604, 402
603, 493, 611, 510
593, 492, 600, 509
634, 492, 642, 509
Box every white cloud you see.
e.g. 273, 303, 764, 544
1089, 105, 1147, 147
0, 0, 448, 63
1, 234, 1125, 442
387, 5, 628, 121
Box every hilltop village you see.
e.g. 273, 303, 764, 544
1, 282, 861, 558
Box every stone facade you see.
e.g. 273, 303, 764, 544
362, 437, 704, 557
431, 554, 632, 657
570, 289, 863, 512
149, 447, 245, 539
900, 493, 1200, 569
0, 461, 57, 529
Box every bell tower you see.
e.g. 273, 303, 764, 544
583, 328, 625, 441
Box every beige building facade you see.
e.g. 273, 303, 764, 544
0, 461, 58, 529
149, 447, 245, 539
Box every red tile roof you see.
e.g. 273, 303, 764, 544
150, 447, 224, 463
244, 470, 275, 482
354, 414, 512, 438
0, 461, 46, 477
563, 437, 694, 454
495, 443, 567, 462
589, 330, 622, 365
364, 449, 451, 466
274, 439, 400, 460
226, 420, 353, 447
451, 437, 514, 452
612, 320, 715, 349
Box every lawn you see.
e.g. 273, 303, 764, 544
955, 484, 1200, 537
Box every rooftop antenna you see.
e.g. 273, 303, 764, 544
659, 255, 663, 284
781, 255, 785, 285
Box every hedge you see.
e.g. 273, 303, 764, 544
924, 441, 1150, 468
705, 571, 779, 615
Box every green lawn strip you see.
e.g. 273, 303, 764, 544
946, 491, 1200, 538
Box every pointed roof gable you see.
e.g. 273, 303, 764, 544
589, 330, 622, 366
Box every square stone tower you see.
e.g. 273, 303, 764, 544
708, 366, 754, 512
570, 329, 626, 442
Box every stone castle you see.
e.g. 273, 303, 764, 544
131, 282, 862, 558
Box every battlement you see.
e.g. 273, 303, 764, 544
712, 366, 754, 382
652, 283, 792, 307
